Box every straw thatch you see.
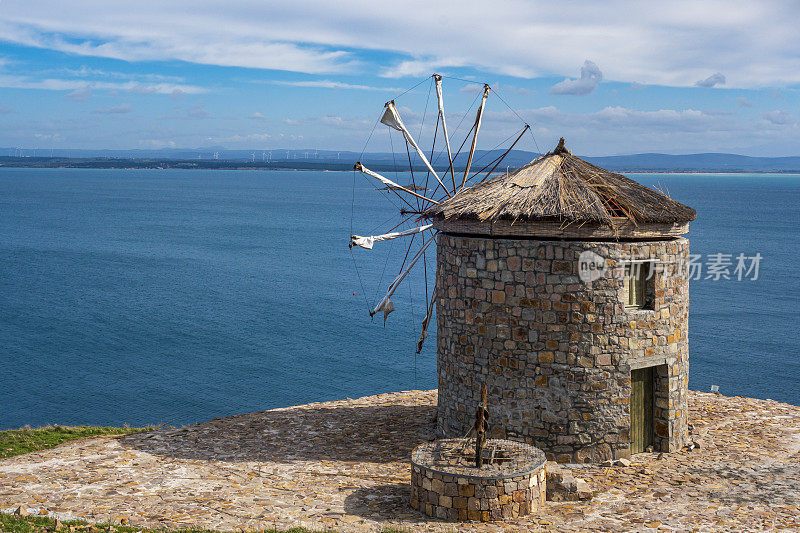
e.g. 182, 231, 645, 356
423, 138, 696, 226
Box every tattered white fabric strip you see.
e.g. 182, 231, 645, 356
350, 224, 433, 250
371, 233, 437, 321
416, 288, 437, 354
381, 101, 451, 197
462, 85, 490, 188
355, 163, 438, 205
434, 75, 455, 190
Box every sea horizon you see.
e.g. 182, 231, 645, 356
1, 167, 797, 430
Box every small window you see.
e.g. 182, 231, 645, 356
624, 262, 654, 310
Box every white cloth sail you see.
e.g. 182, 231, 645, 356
462, 85, 490, 188
374, 297, 395, 324
434, 75, 455, 189
381, 101, 450, 196
355, 163, 438, 204
350, 224, 433, 250
371, 234, 436, 321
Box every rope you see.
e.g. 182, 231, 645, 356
425, 113, 440, 202
387, 129, 416, 212
442, 74, 541, 153
353, 114, 409, 214
405, 140, 419, 211
418, 79, 433, 144
367, 211, 404, 237
390, 76, 431, 101
465, 127, 523, 179
349, 248, 372, 314
359, 115, 380, 160
463, 126, 527, 187
350, 73, 540, 329
410, 79, 433, 209
431, 91, 481, 168
487, 85, 541, 154
373, 230, 397, 308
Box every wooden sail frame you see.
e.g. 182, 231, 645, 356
349, 73, 532, 353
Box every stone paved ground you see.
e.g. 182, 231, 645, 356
1, 390, 798, 532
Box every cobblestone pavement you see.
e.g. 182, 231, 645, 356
1, 390, 798, 532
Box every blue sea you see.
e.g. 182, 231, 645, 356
0, 168, 798, 429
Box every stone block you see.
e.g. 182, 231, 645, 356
435, 236, 690, 465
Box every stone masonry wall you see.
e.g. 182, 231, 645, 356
410, 462, 545, 521
436, 234, 690, 463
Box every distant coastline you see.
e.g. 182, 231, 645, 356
2, 156, 800, 174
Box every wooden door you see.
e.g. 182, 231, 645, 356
630, 367, 654, 454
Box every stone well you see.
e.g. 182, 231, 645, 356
410, 438, 546, 521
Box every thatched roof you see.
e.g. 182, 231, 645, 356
422, 138, 696, 226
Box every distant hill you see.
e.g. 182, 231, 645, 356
1, 147, 799, 173
586, 153, 800, 173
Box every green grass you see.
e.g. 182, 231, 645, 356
0, 512, 330, 532
0, 425, 151, 460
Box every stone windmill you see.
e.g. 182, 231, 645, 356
422, 138, 696, 463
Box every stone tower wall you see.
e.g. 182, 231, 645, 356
436, 234, 690, 463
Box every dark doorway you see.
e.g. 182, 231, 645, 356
630, 366, 655, 454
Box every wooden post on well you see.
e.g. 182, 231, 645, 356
475, 384, 488, 467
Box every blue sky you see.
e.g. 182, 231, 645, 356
0, 0, 798, 155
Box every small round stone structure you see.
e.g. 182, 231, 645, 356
410, 438, 546, 521
422, 138, 697, 463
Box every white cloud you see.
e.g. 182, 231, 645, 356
60, 66, 185, 84
158, 102, 212, 120
761, 110, 795, 125
736, 97, 754, 107
138, 139, 176, 148
270, 79, 402, 92
0, 13, 355, 75
461, 82, 527, 96
34, 132, 62, 141
459, 84, 485, 95
0, 74, 206, 95
92, 103, 132, 114
0, 1, 797, 87
262, 102, 789, 155
695, 72, 726, 88
468, 104, 757, 154
249, 112, 268, 121
186, 102, 210, 119
216, 133, 272, 143
66, 86, 92, 101
279, 114, 371, 130
549, 61, 603, 95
